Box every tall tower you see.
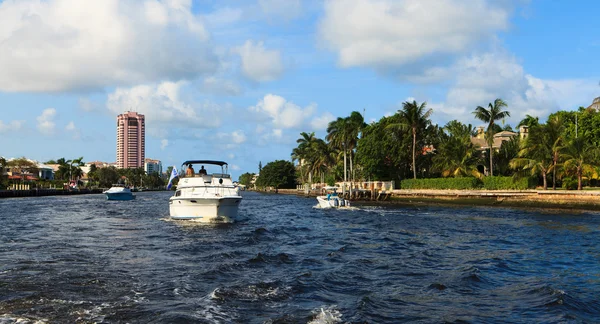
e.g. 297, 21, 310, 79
116, 111, 145, 168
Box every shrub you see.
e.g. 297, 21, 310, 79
401, 177, 481, 190
562, 177, 578, 190
482, 176, 536, 190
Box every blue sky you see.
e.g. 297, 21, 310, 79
0, 0, 599, 179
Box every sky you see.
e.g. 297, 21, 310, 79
0, 0, 599, 180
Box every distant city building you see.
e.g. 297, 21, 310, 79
86, 161, 112, 169
116, 111, 145, 169
144, 158, 162, 175
587, 97, 600, 111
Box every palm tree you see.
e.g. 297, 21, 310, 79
510, 124, 552, 189
327, 117, 351, 184
291, 132, 318, 184
546, 116, 564, 189
69, 157, 85, 181
518, 114, 539, 128
388, 100, 432, 179
560, 135, 597, 190
346, 111, 366, 184
433, 120, 482, 178
473, 98, 510, 176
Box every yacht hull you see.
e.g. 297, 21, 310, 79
105, 192, 135, 201
316, 196, 349, 209
169, 196, 242, 222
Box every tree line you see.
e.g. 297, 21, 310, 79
0, 157, 166, 190
241, 98, 600, 191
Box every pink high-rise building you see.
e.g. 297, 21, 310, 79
116, 112, 145, 169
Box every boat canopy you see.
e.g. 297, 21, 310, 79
181, 160, 228, 166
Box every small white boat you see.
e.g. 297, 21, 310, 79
316, 187, 350, 209
103, 184, 135, 201
169, 160, 242, 223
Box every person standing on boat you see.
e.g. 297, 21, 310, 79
199, 165, 207, 175
186, 164, 195, 177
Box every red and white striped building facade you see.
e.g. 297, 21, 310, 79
116, 111, 145, 169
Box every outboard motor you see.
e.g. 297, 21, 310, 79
333, 198, 339, 207
339, 199, 345, 207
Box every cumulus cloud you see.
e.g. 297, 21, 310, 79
210, 130, 247, 149
36, 108, 56, 135
236, 40, 284, 82
200, 76, 242, 96
249, 94, 334, 131
107, 81, 230, 138
160, 139, 169, 150
427, 51, 600, 126
0, 0, 217, 92
65, 121, 81, 139
318, 0, 510, 72
259, 0, 302, 22
0, 120, 25, 133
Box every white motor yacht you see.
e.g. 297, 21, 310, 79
316, 186, 350, 209
104, 184, 135, 201
169, 160, 242, 223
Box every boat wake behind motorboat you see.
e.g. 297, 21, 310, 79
316, 187, 350, 209
169, 160, 242, 223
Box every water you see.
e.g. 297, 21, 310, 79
1, 191, 600, 323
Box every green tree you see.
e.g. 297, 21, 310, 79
327, 117, 351, 183
255, 160, 296, 193
346, 111, 366, 183
387, 100, 432, 179
87, 164, 98, 187
518, 114, 540, 128
510, 124, 552, 189
433, 120, 483, 178
546, 116, 565, 189
239, 172, 254, 187
561, 134, 597, 190
473, 98, 510, 176
0, 157, 7, 189
97, 166, 119, 188
495, 136, 520, 176
291, 132, 319, 183
356, 114, 410, 181
69, 157, 85, 181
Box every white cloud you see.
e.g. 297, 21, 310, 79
36, 108, 56, 135
235, 40, 284, 82
203, 7, 243, 27
200, 76, 242, 96
0, 120, 25, 133
427, 51, 600, 126
64, 121, 80, 139
249, 94, 322, 129
259, 0, 302, 22
0, 0, 217, 92
318, 0, 510, 71
230, 164, 241, 171
310, 112, 336, 130
107, 81, 229, 138
65, 121, 75, 131
212, 130, 247, 147
160, 139, 169, 150
78, 98, 100, 112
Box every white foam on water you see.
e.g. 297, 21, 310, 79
0, 314, 48, 324
307, 306, 343, 324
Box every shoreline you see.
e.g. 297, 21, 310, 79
272, 188, 600, 211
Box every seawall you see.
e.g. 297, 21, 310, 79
274, 188, 600, 211
0, 189, 103, 199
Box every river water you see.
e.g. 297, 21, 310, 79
1, 191, 599, 323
